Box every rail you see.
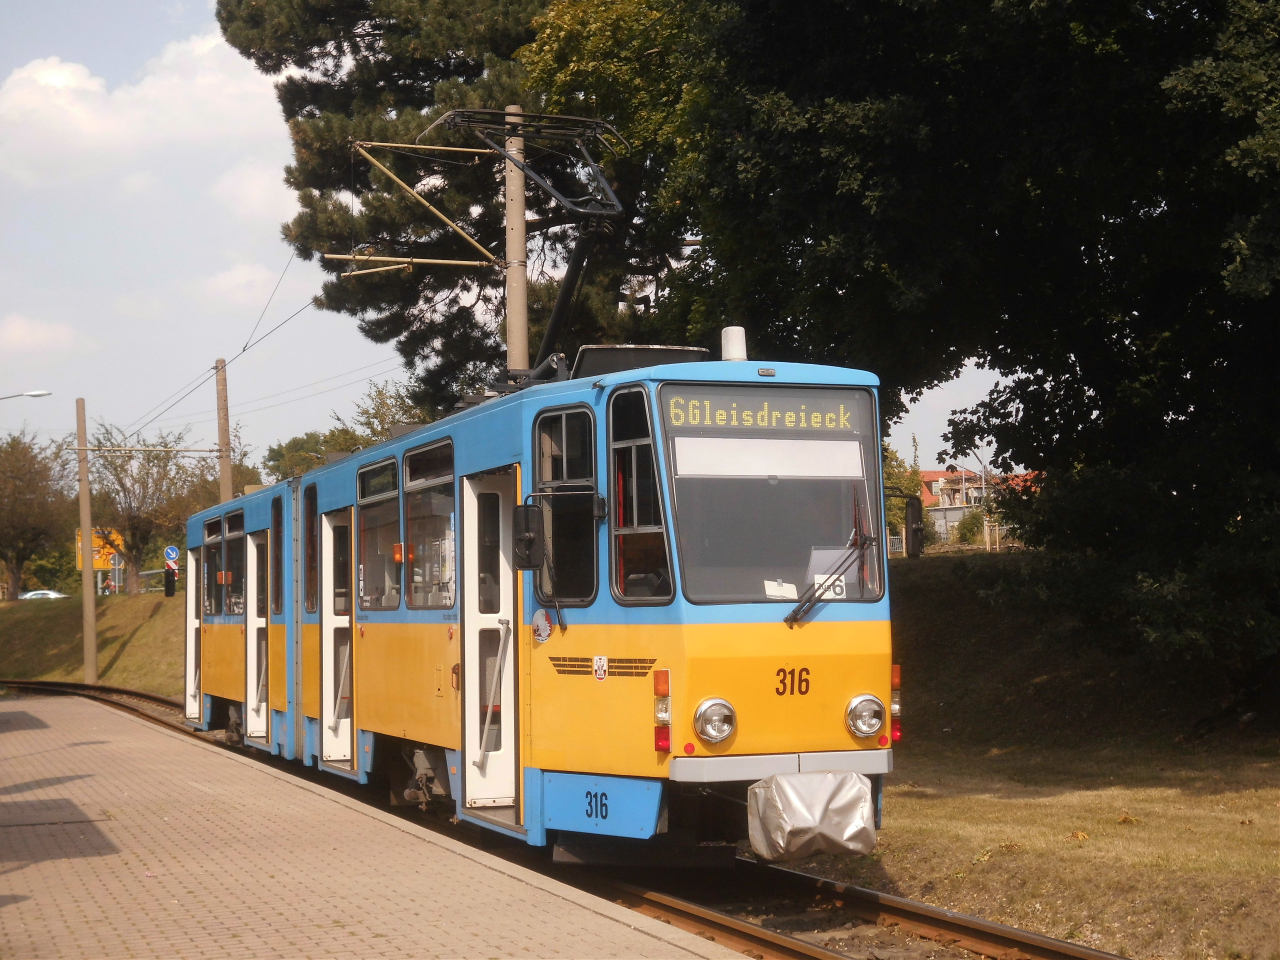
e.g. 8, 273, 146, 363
0, 678, 1125, 960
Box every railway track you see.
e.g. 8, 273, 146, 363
1, 678, 1123, 960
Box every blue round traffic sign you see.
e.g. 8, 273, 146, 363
163, 545, 179, 562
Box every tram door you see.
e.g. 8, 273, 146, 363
320, 509, 355, 764
244, 532, 269, 740
462, 470, 517, 807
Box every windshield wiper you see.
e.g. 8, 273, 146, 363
782, 534, 875, 627
784, 489, 875, 628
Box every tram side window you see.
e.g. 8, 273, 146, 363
255, 540, 268, 619
270, 497, 283, 615
535, 409, 597, 603
333, 519, 352, 615
358, 461, 401, 610
610, 390, 673, 601
304, 485, 318, 613
477, 492, 502, 614
203, 541, 223, 616
405, 442, 455, 609
224, 522, 246, 616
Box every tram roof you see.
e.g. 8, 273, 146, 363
186, 358, 879, 537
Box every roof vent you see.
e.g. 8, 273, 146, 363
721, 326, 748, 361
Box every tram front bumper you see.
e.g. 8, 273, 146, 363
668, 747, 891, 783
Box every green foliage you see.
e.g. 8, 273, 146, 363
953, 509, 985, 546
523, 0, 1280, 665
882, 441, 922, 537
0, 430, 72, 600
23, 547, 78, 594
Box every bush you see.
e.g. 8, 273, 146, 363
953, 509, 986, 545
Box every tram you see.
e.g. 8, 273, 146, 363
184, 334, 899, 860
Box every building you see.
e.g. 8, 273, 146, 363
918, 468, 986, 538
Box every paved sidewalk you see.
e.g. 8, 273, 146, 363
0, 696, 736, 959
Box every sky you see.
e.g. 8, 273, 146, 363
0, 1, 997, 472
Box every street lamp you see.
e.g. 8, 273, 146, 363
0, 390, 52, 401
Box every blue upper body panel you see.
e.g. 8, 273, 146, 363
187, 359, 888, 626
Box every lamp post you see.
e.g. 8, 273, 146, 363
0, 390, 52, 401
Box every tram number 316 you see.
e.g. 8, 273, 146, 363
585, 791, 609, 820
776, 667, 810, 696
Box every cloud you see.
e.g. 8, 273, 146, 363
197, 263, 279, 310
211, 160, 296, 224
0, 314, 81, 353
0, 32, 282, 185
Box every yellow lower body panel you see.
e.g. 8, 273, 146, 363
201, 622, 245, 703
528, 620, 892, 777
302, 622, 320, 719
269, 622, 287, 712
354, 622, 460, 749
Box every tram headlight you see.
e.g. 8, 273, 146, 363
846, 694, 885, 737
693, 698, 736, 743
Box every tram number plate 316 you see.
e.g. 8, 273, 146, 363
585, 790, 609, 820
776, 667, 811, 696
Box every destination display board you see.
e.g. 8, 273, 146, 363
660, 384, 875, 438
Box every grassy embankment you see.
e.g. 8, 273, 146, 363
801, 555, 1278, 960
0, 594, 183, 697
1, 560, 1275, 959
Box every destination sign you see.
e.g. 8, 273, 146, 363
659, 384, 874, 438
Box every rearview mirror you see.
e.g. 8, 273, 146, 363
512, 504, 546, 569
904, 496, 924, 558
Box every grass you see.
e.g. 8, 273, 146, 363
0, 594, 184, 697
786, 555, 1280, 960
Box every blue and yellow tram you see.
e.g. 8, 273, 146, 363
185, 342, 899, 857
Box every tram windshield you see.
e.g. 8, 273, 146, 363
660, 383, 883, 604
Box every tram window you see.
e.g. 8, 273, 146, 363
256, 540, 268, 619
534, 409, 597, 604
304, 485, 318, 613
333, 520, 352, 615
610, 390, 673, 601
358, 460, 401, 610
405, 441, 455, 610
224, 524, 246, 616
270, 497, 283, 615
203, 541, 223, 616
477, 492, 502, 613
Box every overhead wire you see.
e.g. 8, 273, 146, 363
242, 253, 295, 350
149, 356, 403, 425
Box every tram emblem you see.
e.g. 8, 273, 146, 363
593, 656, 608, 681
532, 608, 553, 643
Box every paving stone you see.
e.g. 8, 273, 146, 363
0, 697, 736, 959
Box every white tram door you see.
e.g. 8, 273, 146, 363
462, 470, 517, 807
244, 532, 269, 740
184, 547, 201, 721
320, 509, 355, 764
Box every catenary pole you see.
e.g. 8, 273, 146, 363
76, 398, 97, 684
215, 358, 233, 502
504, 104, 529, 371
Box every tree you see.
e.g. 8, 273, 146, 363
90, 425, 203, 596
523, 0, 1280, 665
217, 0, 685, 408
0, 430, 71, 600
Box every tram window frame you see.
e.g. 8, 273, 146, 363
270, 496, 283, 615
203, 519, 223, 617
404, 440, 456, 610
223, 510, 247, 616
532, 406, 599, 607
304, 485, 318, 613
608, 387, 675, 605
356, 459, 402, 611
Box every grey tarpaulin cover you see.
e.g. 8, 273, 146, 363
747, 771, 876, 861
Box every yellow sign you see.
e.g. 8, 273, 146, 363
76, 529, 121, 572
